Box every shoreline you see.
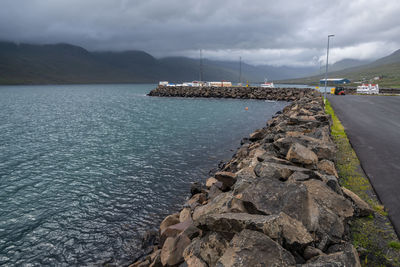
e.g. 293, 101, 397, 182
130, 86, 375, 266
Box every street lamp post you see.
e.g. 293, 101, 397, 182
324, 34, 334, 102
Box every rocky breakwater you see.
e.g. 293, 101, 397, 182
148, 86, 315, 101
133, 90, 373, 266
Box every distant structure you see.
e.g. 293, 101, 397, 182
199, 49, 203, 82
320, 78, 351, 85
239, 56, 242, 85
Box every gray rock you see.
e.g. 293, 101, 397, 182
286, 142, 318, 166
249, 129, 265, 141
161, 234, 191, 267
195, 212, 313, 249
214, 171, 237, 191
325, 175, 343, 195
254, 161, 310, 181
303, 246, 325, 260
304, 243, 361, 267
190, 182, 203, 196
179, 208, 192, 223
216, 229, 296, 266
160, 213, 180, 234
341, 187, 374, 217
237, 176, 312, 228
257, 153, 294, 165
185, 193, 207, 210
275, 135, 336, 161
311, 143, 336, 161
304, 180, 353, 219
183, 232, 230, 267
273, 137, 295, 155
181, 224, 201, 240
304, 180, 354, 243
192, 192, 246, 221
317, 160, 338, 177
160, 220, 192, 246
148, 250, 162, 267
287, 171, 311, 182
183, 255, 207, 267
208, 184, 223, 199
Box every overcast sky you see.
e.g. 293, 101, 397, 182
1, 0, 399, 66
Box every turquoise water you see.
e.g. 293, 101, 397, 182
0, 84, 287, 266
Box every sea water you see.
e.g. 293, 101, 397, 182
0, 84, 287, 266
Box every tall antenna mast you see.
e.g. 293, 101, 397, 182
199, 49, 203, 81
239, 56, 242, 84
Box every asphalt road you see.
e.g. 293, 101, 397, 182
328, 95, 400, 235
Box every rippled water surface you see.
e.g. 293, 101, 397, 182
0, 84, 287, 266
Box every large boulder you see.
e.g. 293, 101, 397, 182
208, 184, 223, 199
179, 208, 192, 223
304, 180, 353, 220
275, 136, 336, 161
161, 234, 191, 266
160, 213, 180, 234
192, 192, 247, 221
196, 212, 313, 249
303, 180, 354, 245
286, 142, 319, 166
253, 161, 311, 181
183, 232, 230, 267
236, 176, 312, 228
160, 220, 192, 246
216, 229, 296, 266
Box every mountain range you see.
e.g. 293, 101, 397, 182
0, 41, 319, 85
0, 41, 399, 86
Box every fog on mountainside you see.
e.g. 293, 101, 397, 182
0, 41, 318, 85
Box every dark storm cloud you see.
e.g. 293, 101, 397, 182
1, 0, 399, 65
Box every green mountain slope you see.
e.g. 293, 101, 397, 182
280, 49, 400, 88
329, 59, 371, 72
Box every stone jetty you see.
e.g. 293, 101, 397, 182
132, 87, 371, 266
148, 86, 315, 101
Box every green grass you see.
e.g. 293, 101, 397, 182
325, 99, 400, 266
389, 241, 400, 250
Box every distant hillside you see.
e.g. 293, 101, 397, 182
329, 59, 371, 72
280, 49, 400, 88
0, 41, 318, 85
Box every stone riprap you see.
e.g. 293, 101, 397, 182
148, 86, 315, 101
131, 88, 372, 266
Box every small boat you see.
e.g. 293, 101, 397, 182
260, 79, 274, 88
